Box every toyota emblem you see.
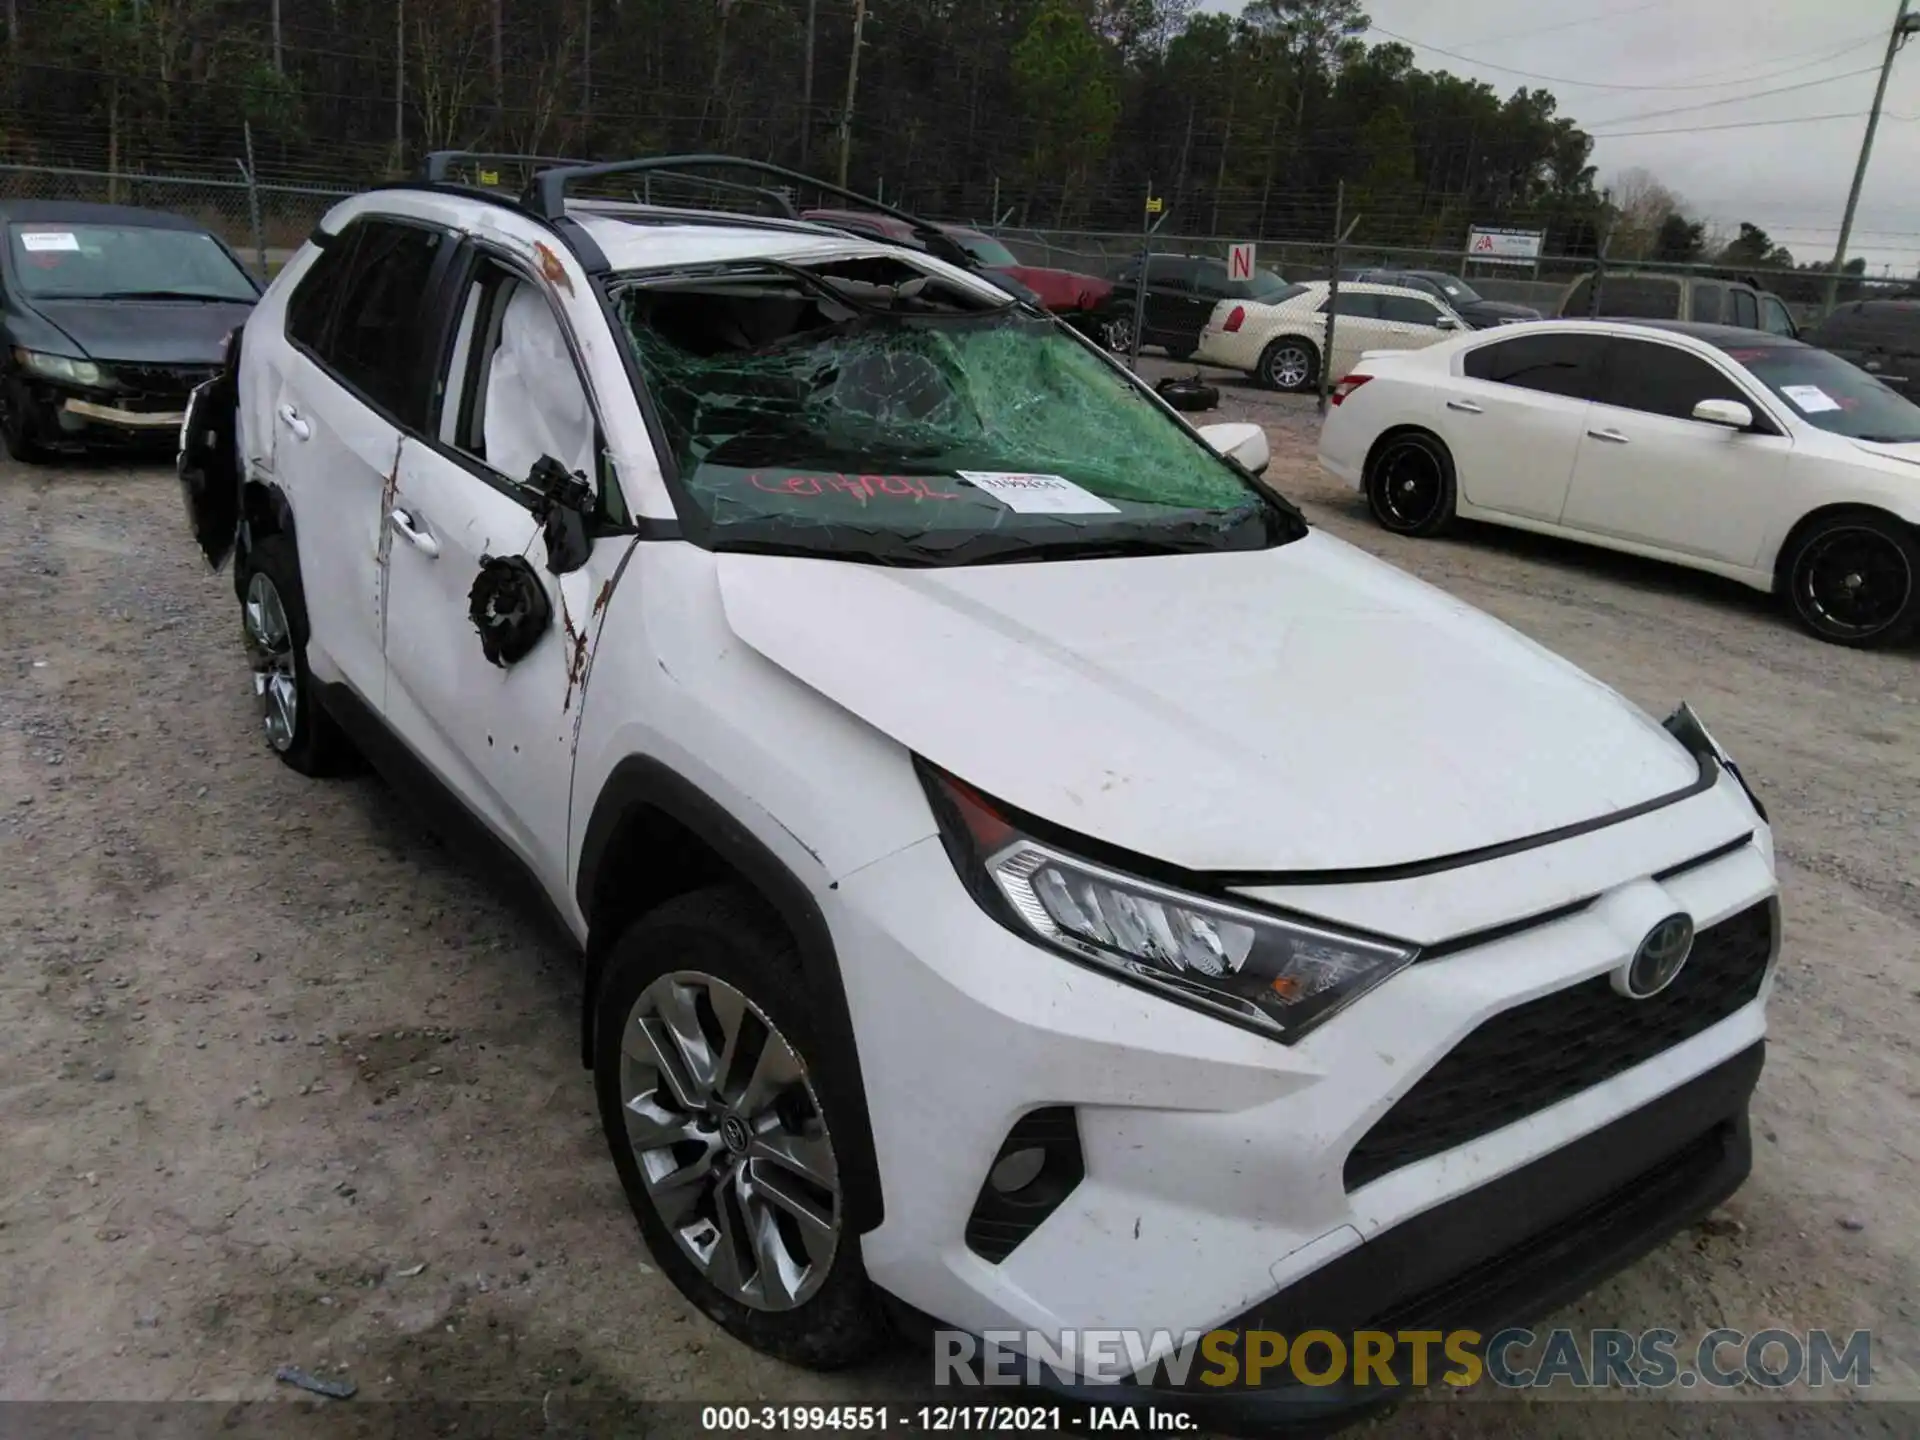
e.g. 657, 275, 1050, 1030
1619, 914, 1695, 999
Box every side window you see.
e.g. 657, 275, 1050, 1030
1192, 261, 1235, 299
1147, 257, 1191, 289
1462, 332, 1608, 399
1322, 291, 1382, 319
440, 257, 602, 498
1690, 284, 1725, 325
1599, 338, 1749, 420
1759, 295, 1795, 337
1380, 294, 1441, 326
1728, 289, 1759, 329
318, 219, 450, 429
283, 228, 362, 353
1563, 276, 1594, 317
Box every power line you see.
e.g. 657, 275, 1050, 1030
1444, 0, 1677, 52
1590, 110, 1869, 138
1583, 65, 1884, 127
1366, 22, 1887, 91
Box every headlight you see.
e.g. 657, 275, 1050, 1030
15, 348, 107, 387
918, 762, 1420, 1043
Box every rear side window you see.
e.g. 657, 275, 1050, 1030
1323, 291, 1382, 319
1462, 332, 1608, 399
284, 231, 361, 352
1562, 276, 1594, 316
1598, 338, 1750, 420
1691, 284, 1725, 324
300, 218, 450, 429
1583, 276, 1683, 320
1728, 289, 1759, 329
1759, 295, 1797, 337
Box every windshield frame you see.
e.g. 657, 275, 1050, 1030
5, 220, 261, 303
598, 253, 1306, 563
950, 231, 1021, 270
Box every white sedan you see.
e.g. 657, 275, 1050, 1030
1194, 279, 1469, 391
1317, 318, 1920, 647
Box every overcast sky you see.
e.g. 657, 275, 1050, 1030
1202, 0, 1920, 275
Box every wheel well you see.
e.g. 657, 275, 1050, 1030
583, 805, 742, 994
1770, 503, 1917, 594
241, 480, 293, 543
1263, 332, 1319, 361
1363, 424, 1447, 479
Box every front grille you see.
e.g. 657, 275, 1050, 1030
1344, 900, 1775, 1190
109, 362, 218, 411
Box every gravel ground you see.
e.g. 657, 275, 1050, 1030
1, 375, 1916, 1437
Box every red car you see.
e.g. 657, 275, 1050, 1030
801, 209, 1111, 322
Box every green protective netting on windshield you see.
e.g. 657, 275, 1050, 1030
613, 284, 1265, 541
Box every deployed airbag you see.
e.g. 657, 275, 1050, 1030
484, 282, 596, 486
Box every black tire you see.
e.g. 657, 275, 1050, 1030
237, 533, 352, 776
593, 886, 890, 1371
2, 376, 51, 464
1783, 510, 1920, 648
1165, 343, 1196, 362
1365, 431, 1458, 538
1100, 314, 1134, 354
1257, 337, 1319, 392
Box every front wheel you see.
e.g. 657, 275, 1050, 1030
1100, 315, 1134, 354
1365, 432, 1458, 537
594, 887, 890, 1370
1257, 338, 1319, 392
2, 376, 51, 463
1784, 511, 1919, 648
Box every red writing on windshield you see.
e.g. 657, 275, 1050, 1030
748, 473, 965, 500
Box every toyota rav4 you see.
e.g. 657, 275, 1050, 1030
178, 154, 1781, 1428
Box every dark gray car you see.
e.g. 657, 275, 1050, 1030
1351, 268, 1540, 328
0, 199, 261, 462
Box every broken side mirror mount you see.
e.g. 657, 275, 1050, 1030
528, 454, 595, 575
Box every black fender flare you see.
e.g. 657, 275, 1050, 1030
576, 755, 886, 1232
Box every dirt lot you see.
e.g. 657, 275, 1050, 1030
1, 374, 1916, 1435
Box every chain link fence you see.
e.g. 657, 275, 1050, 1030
0, 152, 1909, 328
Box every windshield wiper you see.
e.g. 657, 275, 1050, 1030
92, 289, 234, 302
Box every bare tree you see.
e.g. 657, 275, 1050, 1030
1610, 166, 1684, 262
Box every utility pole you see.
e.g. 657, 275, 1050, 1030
837, 0, 867, 190
395, 0, 405, 164
272, 0, 283, 73
1828, 0, 1920, 311
800, 0, 818, 170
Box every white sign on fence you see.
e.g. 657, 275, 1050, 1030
1466, 227, 1544, 266
1228, 242, 1256, 282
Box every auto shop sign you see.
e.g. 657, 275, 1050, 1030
1466, 227, 1544, 266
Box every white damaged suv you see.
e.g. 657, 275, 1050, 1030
180, 155, 1780, 1424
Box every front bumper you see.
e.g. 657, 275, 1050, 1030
1053, 1041, 1761, 1433
830, 770, 1775, 1349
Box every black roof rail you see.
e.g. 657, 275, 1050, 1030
616, 170, 799, 217
523, 154, 974, 270
421, 151, 592, 184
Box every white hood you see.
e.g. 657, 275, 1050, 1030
714, 534, 1701, 874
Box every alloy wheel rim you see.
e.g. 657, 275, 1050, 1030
1104, 318, 1133, 352
1270, 346, 1309, 389
619, 971, 841, 1311
1375, 442, 1444, 528
242, 572, 298, 752
1796, 528, 1911, 638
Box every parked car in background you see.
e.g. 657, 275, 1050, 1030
1803, 298, 1920, 405
1195, 279, 1466, 391
1097, 253, 1299, 358
1557, 270, 1798, 338
1348, 267, 1541, 328
0, 199, 261, 462
1318, 318, 1920, 647
800, 208, 1110, 319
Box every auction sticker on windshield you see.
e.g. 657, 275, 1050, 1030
1779, 384, 1842, 414
18, 231, 80, 252
957, 471, 1121, 515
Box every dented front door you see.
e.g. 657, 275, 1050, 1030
381, 443, 609, 891
178, 329, 243, 570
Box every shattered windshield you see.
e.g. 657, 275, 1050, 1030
612, 257, 1303, 565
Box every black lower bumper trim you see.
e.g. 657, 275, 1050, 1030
1045, 1040, 1764, 1434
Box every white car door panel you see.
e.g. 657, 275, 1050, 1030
1444, 330, 1609, 522
1560, 337, 1793, 567
381, 257, 620, 892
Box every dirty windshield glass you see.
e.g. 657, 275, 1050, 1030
7, 224, 257, 301
1728, 344, 1920, 443
613, 257, 1302, 565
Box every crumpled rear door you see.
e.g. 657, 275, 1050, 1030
178, 327, 244, 571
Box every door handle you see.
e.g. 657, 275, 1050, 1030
1587, 428, 1630, 444
1446, 399, 1484, 414
275, 404, 310, 441
387, 508, 440, 558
